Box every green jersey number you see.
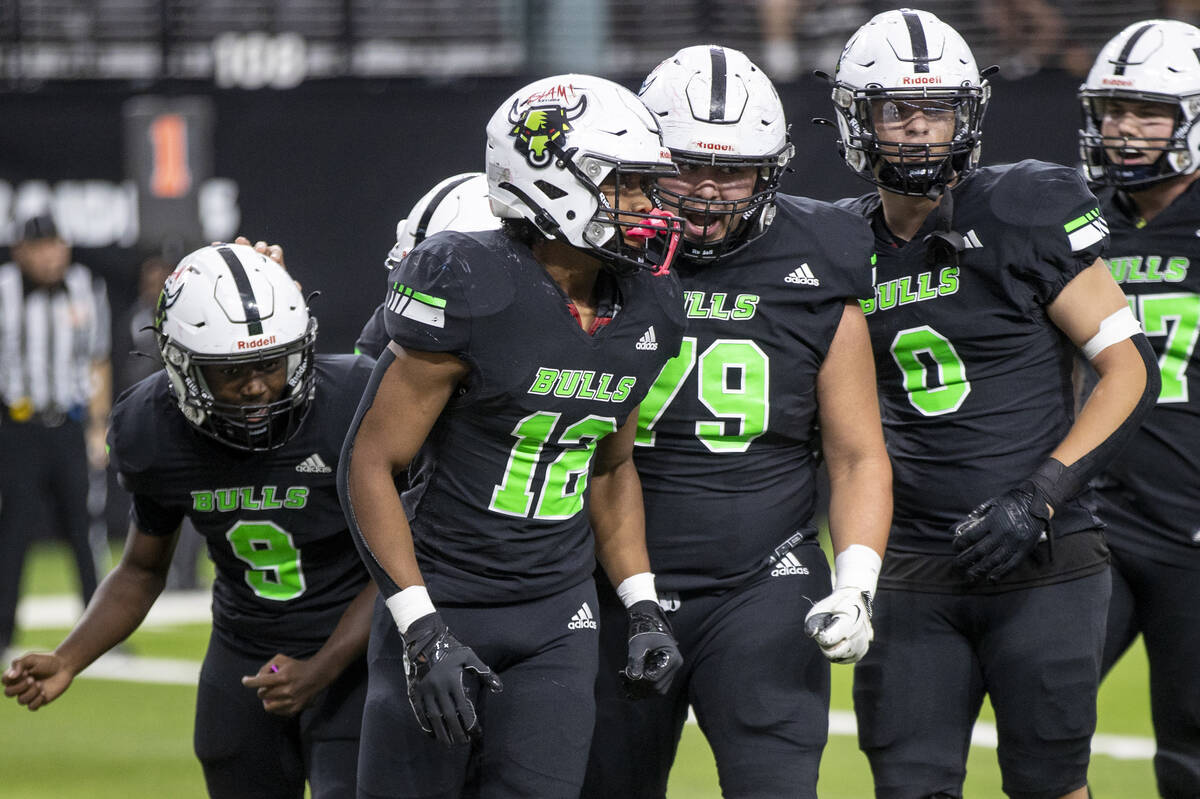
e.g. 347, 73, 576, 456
890, 325, 971, 416
226, 521, 306, 601
635, 336, 769, 453
489, 412, 618, 519
1131, 292, 1200, 403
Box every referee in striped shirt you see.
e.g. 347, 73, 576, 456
0, 213, 111, 652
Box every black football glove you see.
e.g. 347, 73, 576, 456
620, 599, 683, 699
953, 479, 1052, 582
402, 612, 503, 746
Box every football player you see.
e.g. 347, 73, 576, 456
340, 74, 689, 798
824, 9, 1160, 798
355, 172, 500, 359
2, 244, 376, 799
581, 45, 891, 799
1079, 19, 1200, 797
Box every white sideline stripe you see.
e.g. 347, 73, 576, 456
16, 595, 1155, 761
693, 707, 1153, 762
17, 591, 212, 630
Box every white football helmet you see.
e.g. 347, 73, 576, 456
830, 8, 990, 197
385, 172, 500, 267
1079, 19, 1200, 188
154, 243, 317, 451
485, 74, 684, 275
639, 44, 794, 261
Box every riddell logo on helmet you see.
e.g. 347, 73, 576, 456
1102, 78, 1134, 87
693, 141, 735, 152
901, 76, 944, 85
237, 335, 277, 350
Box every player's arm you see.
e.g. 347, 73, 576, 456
2, 522, 176, 710
1044, 259, 1157, 474
241, 580, 378, 717
590, 410, 682, 696
955, 259, 1159, 580
339, 341, 500, 745
342, 341, 465, 593
805, 301, 892, 664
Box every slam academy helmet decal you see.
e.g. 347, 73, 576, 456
508, 95, 587, 168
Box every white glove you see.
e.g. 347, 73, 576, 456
804, 545, 881, 664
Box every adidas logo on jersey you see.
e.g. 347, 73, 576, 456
962, 229, 983, 249
636, 326, 659, 351
785, 263, 820, 286
770, 552, 810, 577
568, 601, 598, 630
295, 453, 332, 474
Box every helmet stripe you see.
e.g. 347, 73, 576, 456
709, 46, 727, 119
1113, 22, 1155, 76
413, 173, 475, 246
215, 245, 264, 336
901, 10, 931, 73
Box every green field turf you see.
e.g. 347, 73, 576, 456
1, 542, 1159, 797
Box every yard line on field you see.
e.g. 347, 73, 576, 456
14, 594, 1156, 761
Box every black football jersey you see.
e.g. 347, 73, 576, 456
838, 160, 1109, 565
355, 303, 388, 359
632, 195, 874, 593
108, 355, 373, 658
384, 230, 687, 604
1094, 182, 1200, 558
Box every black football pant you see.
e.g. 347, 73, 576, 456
0, 419, 98, 649
1103, 542, 1200, 798
582, 539, 833, 799
193, 631, 366, 799
855, 570, 1110, 799
357, 579, 600, 799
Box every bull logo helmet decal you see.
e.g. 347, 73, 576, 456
507, 94, 588, 168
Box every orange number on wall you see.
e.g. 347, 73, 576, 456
149, 114, 191, 198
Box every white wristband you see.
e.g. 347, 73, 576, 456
1081, 306, 1141, 361
615, 572, 658, 608
834, 545, 882, 595
384, 585, 437, 635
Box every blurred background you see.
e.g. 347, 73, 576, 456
0, 0, 1191, 545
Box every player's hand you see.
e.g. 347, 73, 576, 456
402, 612, 502, 746
805, 587, 874, 664
231, 236, 286, 269
620, 600, 683, 698
241, 654, 326, 717
953, 481, 1051, 582
2, 652, 75, 710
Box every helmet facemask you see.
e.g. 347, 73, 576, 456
652, 151, 789, 262
576, 155, 684, 276
157, 317, 317, 452
1079, 90, 1199, 188
833, 85, 988, 198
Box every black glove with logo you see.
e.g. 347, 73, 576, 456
953, 479, 1053, 582
402, 612, 503, 746
620, 599, 683, 699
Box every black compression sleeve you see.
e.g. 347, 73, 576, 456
1034, 333, 1160, 509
